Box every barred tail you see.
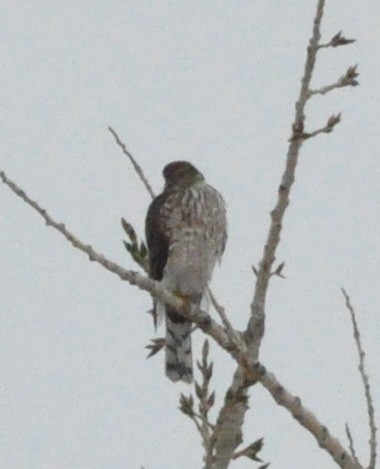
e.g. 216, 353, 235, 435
165, 307, 193, 384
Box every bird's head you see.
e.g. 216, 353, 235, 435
163, 161, 204, 189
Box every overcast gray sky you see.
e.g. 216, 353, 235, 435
1, 1, 379, 468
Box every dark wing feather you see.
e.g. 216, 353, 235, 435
145, 192, 169, 281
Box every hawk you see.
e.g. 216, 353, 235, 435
145, 161, 227, 383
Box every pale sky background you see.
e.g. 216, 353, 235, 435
0, 1, 379, 468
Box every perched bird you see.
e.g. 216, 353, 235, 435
145, 161, 227, 383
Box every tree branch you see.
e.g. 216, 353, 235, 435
179, 340, 217, 469
345, 424, 360, 466
108, 126, 155, 199
196, 340, 217, 468
341, 288, 377, 469
246, 0, 326, 361
211, 2, 359, 467
1, 2, 367, 468
208, 288, 245, 352
212, 366, 250, 469
290, 112, 342, 141
0, 170, 235, 355
308, 65, 359, 97
257, 364, 362, 469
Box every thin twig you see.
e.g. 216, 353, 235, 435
292, 113, 342, 140
108, 126, 155, 199
193, 412, 214, 431
308, 65, 359, 97
310, 82, 346, 95
345, 424, 360, 466
341, 288, 377, 469
0, 170, 235, 355
309, 80, 354, 96
208, 288, 245, 352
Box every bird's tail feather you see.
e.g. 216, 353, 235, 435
165, 307, 193, 384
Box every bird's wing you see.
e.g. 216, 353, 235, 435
145, 192, 170, 281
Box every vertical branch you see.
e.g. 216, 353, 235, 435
345, 424, 360, 466
213, 1, 326, 464
246, 0, 325, 361
213, 368, 249, 469
196, 341, 216, 468
212, 1, 360, 467
179, 340, 218, 469
341, 289, 377, 469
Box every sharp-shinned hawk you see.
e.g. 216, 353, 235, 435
145, 161, 227, 383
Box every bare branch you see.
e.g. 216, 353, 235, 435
308, 65, 359, 97
246, 0, 327, 363
212, 366, 249, 469
211, 2, 359, 467
208, 288, 245, 352
290, 112, 342, 141
257, 364, 362, 469
345, 424, 360, 466
108, 126, 155, 199
341, 288, 377, 469
0, 170, 236, 355
1, 2, 368, 468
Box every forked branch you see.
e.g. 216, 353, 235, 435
212, 0, 360, 467
0, 1, 370, 468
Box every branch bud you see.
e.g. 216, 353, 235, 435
179, 393, 195, 417
344, 64, 359, 86
121, 217, 137, 242
331, 31, 356, 47
244, 438, 264, 461
326, 113, 342, 131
